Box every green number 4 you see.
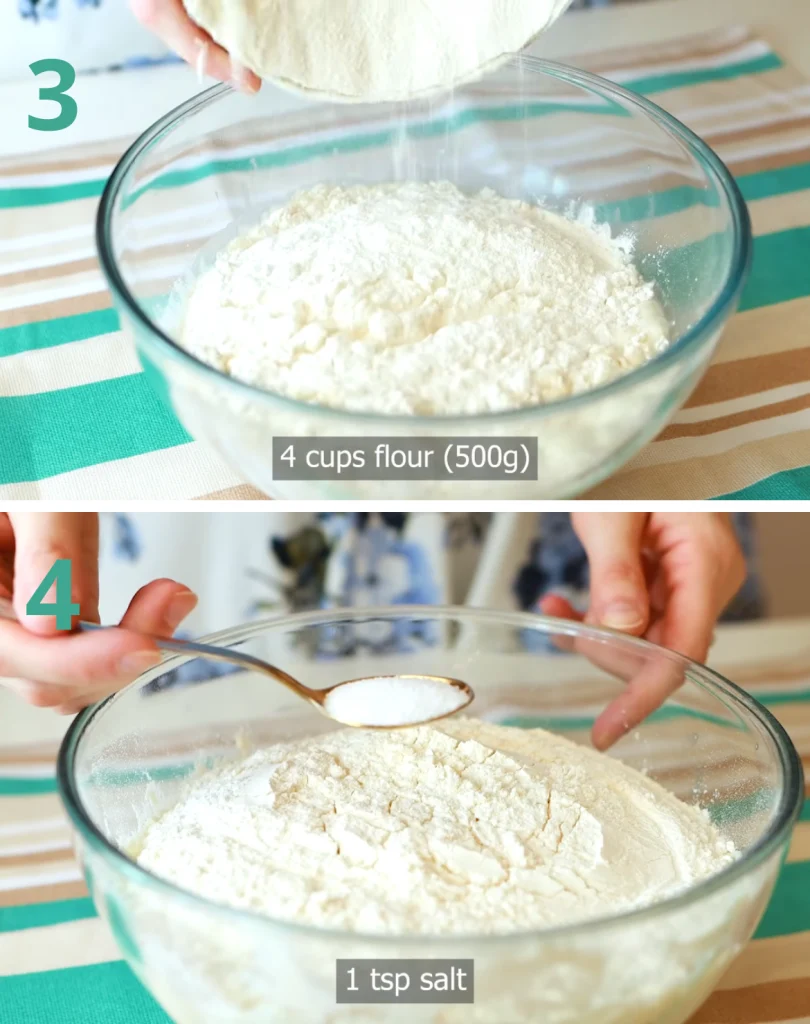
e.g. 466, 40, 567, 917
25, 559, 80, 631
29, 58, 77, 132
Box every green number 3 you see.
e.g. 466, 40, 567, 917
29, 59, 77, 132
25, 559, 80, 630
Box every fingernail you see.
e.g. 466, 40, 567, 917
602, 601, 645, 631
164, 590, 198, 632
118, 650, 162, 677
235, 78, 259, 95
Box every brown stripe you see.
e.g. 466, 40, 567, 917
574, 26, 754, 77
195, 484, 270, 500
586, 426, 810, 500
659, 391, 810, 441
686, 349, 810, 409
0, 879, 87, 908
0, 742, 60, 764
0, 257, 98, 289
0, 291, 110, 329
690, 977, 810, 1023
733, 143, 810, 179
529, 117, 810, 181
709, 112, 810, 150
0, 135, 131, 179
0, 846, 71, 869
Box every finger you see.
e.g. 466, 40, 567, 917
572, 512, 650, 633
9, 513, 96, 636
538, 594, 583, 621
591, 560, 717, 750
1, 677, 98, 710
132, 0, 261, 92
658, 554, 718, 665
537, 594, 581, 654
119, 579, 198, 639
591, 654, 685, 751
0, 620, 162, 693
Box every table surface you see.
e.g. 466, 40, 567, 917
2, 616, 810, 1023
1, 0, 809, 499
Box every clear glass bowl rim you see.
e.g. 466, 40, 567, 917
57, 606, 803, 946
96, 56, 753, 428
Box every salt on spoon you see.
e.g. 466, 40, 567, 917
0, 598, 472, 728
323, 674, 472, 728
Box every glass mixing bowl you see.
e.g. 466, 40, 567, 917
59, 608, 801, 1024
96, 58, 751, 499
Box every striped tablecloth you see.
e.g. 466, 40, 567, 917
1, 24, 810, 500
2, 620, 810, 1023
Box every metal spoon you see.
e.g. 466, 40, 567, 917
0, 598, 474, 728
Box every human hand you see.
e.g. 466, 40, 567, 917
131, 0, 261, 93
539, 512, 746, 749
0, 513, 197, 714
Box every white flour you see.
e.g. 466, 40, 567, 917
135, 719, 735, 936
182, 0, 574, 102
324, 676, 470, 727
181, 182, 670, 416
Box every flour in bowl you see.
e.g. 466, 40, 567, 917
182, 0, 574, 102
135, 719, 735, 935
180, 182, 670, 415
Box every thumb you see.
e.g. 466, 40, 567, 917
571, 513, 650, 634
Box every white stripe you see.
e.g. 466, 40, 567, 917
0, 865, 81, 891
0, 443, 245, 501
0, 917, 119, 977
0, 837, 70, 858
0, 817, 67, 839
674, 381, 810, 424
0, 222, 92, 256
0, 272, 104, 313
603, 38, 771, 83
0, 333, 140, 396
0, 163, 116, 190
0, 241, 97, 276
622, 406, 810, 470
0, 765, 55, 780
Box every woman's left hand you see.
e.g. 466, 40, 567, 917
540, 512, 746, 749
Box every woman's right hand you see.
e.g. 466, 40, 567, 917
0, 512, 197, 714
130, 0, 261, 93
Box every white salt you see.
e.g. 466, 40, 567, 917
323, 676, 470, 727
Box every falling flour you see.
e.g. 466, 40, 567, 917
180, 182, 670, 415
182, 0, 575, 102
135, 719, 735, 936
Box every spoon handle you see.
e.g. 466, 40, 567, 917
0, 596, 280, 678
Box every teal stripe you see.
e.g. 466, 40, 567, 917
602, 161, 810, 224
0, 51, 782, 211
0, 777, 57, 795
740, 226, 810, 312
0, 898, 96, 934
718, 465, 810, 500
738, 161, 810, 203
0, 961, 170, 1024
0, 309, 118, 356
620, 51, 782, 97
754, 859, 810, 939
0, 374, 191, 484
0, 178, 105, 210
